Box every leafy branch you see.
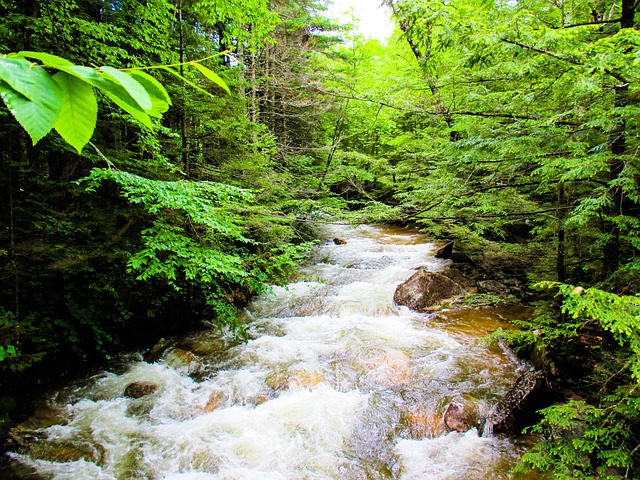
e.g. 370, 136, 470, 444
0, 51, 230, 153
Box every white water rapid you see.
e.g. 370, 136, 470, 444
7, 224, 533, 479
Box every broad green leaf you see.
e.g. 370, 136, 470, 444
128, 70, 171, 103
53, 72, 98, 153
57, 65, 153, 120
16, 51, 74, 67
0, 56, 61, 104
191, 62, 231, 94
128, 70, 171, 118
99, 66, 152, 111
103, 91, 152, 129
0, 79, 60, 144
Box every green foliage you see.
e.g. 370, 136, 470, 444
497, 282, 640, 478
540, 283, 640, 379
517, 392, 640, 479
0, 0, 333, 388
0, 308, 46, 372
0, 51, 239, 153
0, 310, 18, 363
0, 52, 166, 150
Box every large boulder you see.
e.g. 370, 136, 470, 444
483, 370, 548, 435
393, 267, 470, 311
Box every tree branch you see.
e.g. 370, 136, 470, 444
316, 88, 579, 125
501, 39, 581, 65
502, 39, 629, 85
559, 19, 621, 29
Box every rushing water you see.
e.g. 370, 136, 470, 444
5, 224, 535, 479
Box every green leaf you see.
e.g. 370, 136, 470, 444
0, 80, 60, 144
99, 66, 152, 111
16, 51, 74, 67
56, 65, 153, 127
191, 62, 231, 94
0, 57, 62, 143
128, 70, 171, 103
103, 91, 152, 129
53, 72, 98, 153
128, 70, 171, 118
0, 56, 60, 102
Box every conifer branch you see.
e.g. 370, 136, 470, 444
501, 39, 629, 85
559, 19, 621, 29
501, 39, 581, 65
317, 89, 579, 125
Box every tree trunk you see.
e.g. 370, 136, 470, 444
557, 182, 566, 283
178, 2, 189, 176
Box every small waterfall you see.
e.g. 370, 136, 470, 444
5, 225, 532, 479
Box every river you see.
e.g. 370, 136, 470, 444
4, 224, 535, 479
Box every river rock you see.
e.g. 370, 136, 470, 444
393, 267, 469, 311
435, 241, 454, 259
333, 238, 347, 245
124, 381, 158, 399
145, 337, 171, 362
483, 370, 548, 435
477, 279, 509, 296
443, 400, 480, 432
163, 348, 201, 373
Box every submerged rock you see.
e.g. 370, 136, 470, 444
203, 391, 227, 412
483, 370, 548, 435
393, 267, 470, 311
403, 407, 447, 439
333, 237, 347, 245
124, 381, 158, 399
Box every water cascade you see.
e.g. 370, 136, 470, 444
6, 225, 533, 479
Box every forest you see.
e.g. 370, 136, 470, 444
0, 0, 639, 477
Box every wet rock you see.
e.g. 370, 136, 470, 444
451, 247, 473, 264
266, 369, 326, 391
393, 267, 470, 311
291, 370, 325, 388
26, 442, 97, 463
124, 381, 158, 399
435, 241, 454, 259
145, 337, 171, 362
333, 238, 347, 245
164, 348, 201, 373
477, 279, 509, 296
483, 370, 548, 435
443, 400, 480, 432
